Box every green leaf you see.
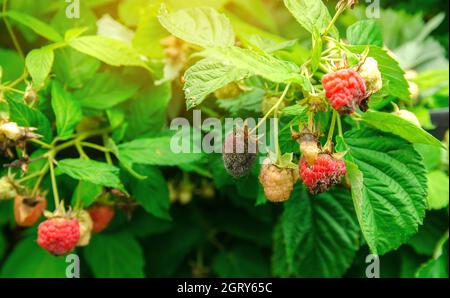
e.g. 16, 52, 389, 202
73, 72, 140, 109
0, 49, 24, 83
117, 135, 203, 167
347, 20, 383, 47
7, 99, 52, 142
311, 29, 322, 73
6, 10, 62, 42
183, 58, 251, 109
84, 232, 145, 278
69, 35, 150, 70
361, 111, 442, 147
212, 245, 270, 277
348, 45, 411, 102
129, 165, 171, 220
281, 104, 308, 117
217, 88, 264, 115
416, 239, 449, 278
158, 5, 235, 48
283, 0, 337, 37
71, 181, 103, 207
408, 211, 449, 256
53, 47, 101, 89
124, 83, 172, 139
344, 128, 428, 255
56, 159, 122, 189
0, 238, 67, 278
427, 171, 449, 210
273, 185, 359, 277
51, 81, 82, 140
201, 46, 306, 85
25, 47, 54, 88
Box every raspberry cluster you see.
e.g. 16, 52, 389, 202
299, 154, 347, 195
322, 69, 367, 114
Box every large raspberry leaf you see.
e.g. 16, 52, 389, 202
344, 128, 428, 255
0, 237, 67, 277
361, 111, 443, 148
158, 6, 235, 48
51, 81, 82, 141
183, 58, 251, 109
283, 0, 338, 37
273, 185, 360, 277
84, 232, 145, 277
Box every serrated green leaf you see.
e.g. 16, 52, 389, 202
6, 10, 62, 42
184, 58, 251, 109
129, 165, 171, 220
25, 47, 54, 88
217, 88, 264, 115
347, 20, 383, 47
158, 6, 235, 48
53, 47, 101, 89
56, 159, 122, 189
7, 98, 52, 142
51, 81, 82, 140
283, 0, 337, 37
273, 185, 359, 277
84, 232, 145, 278
344, 128, 428, 255
201, 46, 306, 86
348, 45, 411, 102
117, 135, 203, 167
73, 72, 140, 109
124, 83, 172, 139
213, 245, 270, 277
0, 238, 67, 278
69, 35, 150, 70
71, 181, 103, 207
361, 111, 442, 147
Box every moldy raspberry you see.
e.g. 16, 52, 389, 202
223, 126, 257, 177
322, 69, 367, 114
299, 154, 346, 195
37, 217, 80, 255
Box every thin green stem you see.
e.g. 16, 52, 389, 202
337, 113, 343, 137
322, 5, 346, 37
80, 142, 110, 153
30, 138, 52, 149
327, 110, 338, 143
2, 0, 24, 58
103, 134, 113, 165
76, 141, 89, 159
48, 156, 60, 207
31, 162, 49, 196
251, 83, 291, 134
17, 170, 42, 183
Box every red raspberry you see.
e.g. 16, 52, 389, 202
299, 154, 346, 194
87, 204, 115, 233
37, 218, 80, 255
259, 160, 298, 203
322, 69, 367, 114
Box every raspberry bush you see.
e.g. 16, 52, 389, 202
0, 0, 448, 278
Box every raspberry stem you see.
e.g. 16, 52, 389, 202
250, 83, 291, 135
48, 154, 60, 207
326, 110, 338, 144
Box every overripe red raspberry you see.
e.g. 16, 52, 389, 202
14, 195, 47, 227
299, 154, 346, 194
37, 218, 80, 255
322, 69, 367, 114
259, 161, 298, 203
87, 204, 115, 233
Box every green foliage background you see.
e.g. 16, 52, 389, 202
0, 0, 448, 278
